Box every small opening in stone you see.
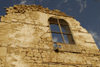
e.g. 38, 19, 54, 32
54, 49, 59, 53
53, 43, 59, 53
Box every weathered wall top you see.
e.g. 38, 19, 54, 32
6, 5, 68, 17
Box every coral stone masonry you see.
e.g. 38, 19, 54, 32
0, 5, 100, 67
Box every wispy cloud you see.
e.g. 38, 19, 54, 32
53, 37, 58, 42
76, 0, 87, 13
57, 0, 69, 8
56, 0, 87, 13
64, 0, 69, 3
20, 0, 27, 4
89, 30, 100, 48
19, 0, 44, 5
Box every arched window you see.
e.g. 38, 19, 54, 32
49, 18, 75, 44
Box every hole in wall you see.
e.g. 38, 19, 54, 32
53, 43, 61, 53
54, 49, 59, 53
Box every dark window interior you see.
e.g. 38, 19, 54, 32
49, 18, 75, 44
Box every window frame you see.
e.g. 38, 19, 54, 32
49, 17, 75, 44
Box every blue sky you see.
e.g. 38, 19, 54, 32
0, 0, 100, 48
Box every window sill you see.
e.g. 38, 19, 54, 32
53, 42, 80, 53
53, 42, 75, 45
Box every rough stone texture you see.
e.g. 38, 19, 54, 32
0, 5, 100, 67
0, 47, 7, 56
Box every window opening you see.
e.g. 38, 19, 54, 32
49, 18, 75, 44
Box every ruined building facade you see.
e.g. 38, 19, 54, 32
0, 5, 100, 67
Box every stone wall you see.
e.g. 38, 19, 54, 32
0, 5, 100, 67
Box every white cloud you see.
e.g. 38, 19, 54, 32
83, 0, 87, 8
57, 0, 69, 8
56, 0, 87, 13
89, 30, 100, 48
53, 37, 58, 42
64, 0, 68, 3
19, 0, 44, 4
76, 0, 87, 13
20, 0, 27, 4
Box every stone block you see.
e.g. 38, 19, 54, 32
0, 47, 7, 56
0, 57, 5, 67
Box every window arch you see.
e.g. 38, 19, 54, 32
49, 17, 75, 44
